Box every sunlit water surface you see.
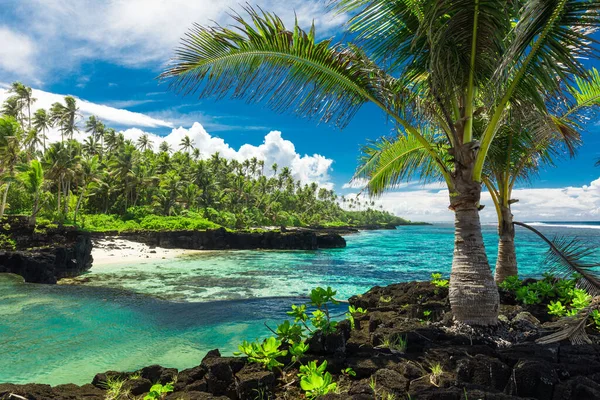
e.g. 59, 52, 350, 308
2, 223, 600, 385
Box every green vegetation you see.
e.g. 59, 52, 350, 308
0, 86, 411, 232
299, 360, 337, 398
382, 335, 407, 353
143, 383, 174, 400
430, 273, 449, 288
500, 274, 600, 330
234, 287, 364, 398
235, 337, 287, 371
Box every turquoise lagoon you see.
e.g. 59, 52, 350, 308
1, 223, 600, 385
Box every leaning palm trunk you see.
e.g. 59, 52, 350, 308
494, 206, 517, 283
449, 145, 499, 325
0, 183, 10, 219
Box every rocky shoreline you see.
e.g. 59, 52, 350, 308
0, 217, 93, 284
2, 281, 599, 399
92, 228, 347, 251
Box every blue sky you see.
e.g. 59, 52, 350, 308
1, 0, 600, 222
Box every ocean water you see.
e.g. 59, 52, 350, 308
1, 223, 599, 385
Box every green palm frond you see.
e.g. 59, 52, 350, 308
353, 130, 446, 196
514, 222, 600, 295
497, 0, 600, 108
161, 7, 402, 129
543, 236, 600, 296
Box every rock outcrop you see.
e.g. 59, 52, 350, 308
2, 281, 599, 399
96, 227, 346, 250
0, 216, 93, 284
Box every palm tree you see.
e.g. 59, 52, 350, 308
32, 109, 52, 151
50, 96, 79, 141
159, 141, 172, 153
137, 133, 153, 152
19, 160, 44, 225
8, 82, 35, 130
85, 116, 106, 157
161, 5, 600, 325
0, 116, 22, 219
74, 155, 101, 225
486, 71, 600, 282
1, 96, 23, 124
180, 135, 195, 153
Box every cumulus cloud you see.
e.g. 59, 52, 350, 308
2, 0, 346, 82
0, 86, 334, 188
0, 87, 173, 132
0, 27, 37, 81
344, 180, 600, 223
123, 124, 335, 189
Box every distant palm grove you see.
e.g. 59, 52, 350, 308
0, 82, 407, 231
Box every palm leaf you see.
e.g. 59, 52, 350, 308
543, 236, 600, 296
160, 6, 401, 129
514, 222, 600, 295
353, 130, 446, 196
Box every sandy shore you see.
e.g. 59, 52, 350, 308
91, 238, 205, 267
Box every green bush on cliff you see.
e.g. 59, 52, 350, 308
79, 213, 220, 233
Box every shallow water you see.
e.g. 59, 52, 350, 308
1, 224, 599, 385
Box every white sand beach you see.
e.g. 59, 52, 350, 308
90, 238, 205, 267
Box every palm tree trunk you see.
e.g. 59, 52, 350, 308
74, 187, 86, 226
448, 144, 499, 325
494, 205, 517, 283
30, 193, 39, 226
0, 183, 10, 219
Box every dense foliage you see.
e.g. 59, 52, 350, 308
0, 83, 411, 231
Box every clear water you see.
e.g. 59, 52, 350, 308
1, 224, 599, 386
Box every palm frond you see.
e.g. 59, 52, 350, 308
160, 6, 401, 129
353, 130, 446, 196
514, 222, 600, 295
543, 236, 600, 296
496, 0, 600, 108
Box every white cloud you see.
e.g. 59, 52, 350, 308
4, 0, 346, 83
0, 27, 37, 81
344, 179, 600, 223
0, 87, 173, 133
123, 124, 335, 189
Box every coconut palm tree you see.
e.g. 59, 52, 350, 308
180, 135, 195, 153
8, 82, 35, 130
159, 141, 172, 154
19, 160, 44, 225
486, 71, 600, 282
160, 4, 600, 324
1, 96, 23, 125
50, 96, 79, 141
0, 116, 22, 219
32, 109, 52, 151
74, 155, 101, 225
137, 133, 153, 152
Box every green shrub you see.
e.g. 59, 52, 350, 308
547, 301, 567, 317
430, 273, 449, 288
143, 383, 174, 400
235, 337, 287, 371
0, 234, 16, 250
499, 275, 522, 292
299, 360, 337, 399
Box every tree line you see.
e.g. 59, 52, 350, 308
0, 82, 408, 230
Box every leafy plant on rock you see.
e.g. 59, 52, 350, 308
143, 383, 174, 400
235, 337, 287, 371
298, 360, 337, 399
